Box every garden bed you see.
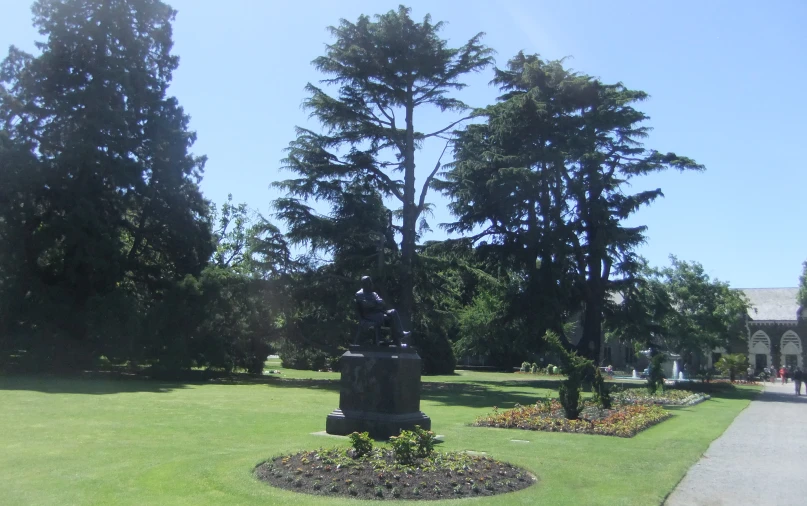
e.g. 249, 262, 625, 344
613, 389, 710, 406
473, 399, 671, 438
255, 448, 535, 500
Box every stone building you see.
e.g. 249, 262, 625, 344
600, 287, 805, 374
741, 288, 804, 372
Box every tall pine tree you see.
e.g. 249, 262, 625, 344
443, 53, 703, 360
274, 6, 492, 326
0, 0, 211, 350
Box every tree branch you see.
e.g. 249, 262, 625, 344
366, 165, 405, 203
417, 139, 451, 214
423, 115, 473, 139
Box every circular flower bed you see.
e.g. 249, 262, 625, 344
255, 447, 535, 500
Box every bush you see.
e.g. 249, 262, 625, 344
326, 354, 342, 372
348, 431, 373, 458
557, 383, 581, 419
520, 361, 530, 372
412, 425, 436, 458
389, 425, 435, 464
389, 430, 418, 465
278, 340, 333, 371
416, 332, 457, 375
143, 267, 277, 376
545, 331, 594, 420
647, 353, 666, 394
592, 369, 612, 409
715, 353, 749, 382
529, 363, 538, 374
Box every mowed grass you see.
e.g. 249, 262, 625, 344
0, 362, 758, 506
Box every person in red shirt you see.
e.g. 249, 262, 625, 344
779, 366, 788, 385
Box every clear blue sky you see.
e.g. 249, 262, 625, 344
2, 0, 805, 288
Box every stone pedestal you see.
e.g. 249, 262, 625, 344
325, 345, 431, 439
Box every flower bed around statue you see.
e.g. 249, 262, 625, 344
473, 399, 671, 438
612, 389, 710, 406
255, 447, 534, 500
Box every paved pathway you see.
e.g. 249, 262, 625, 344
665, 382, 807, 506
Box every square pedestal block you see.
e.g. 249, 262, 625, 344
326, 345, 431, 439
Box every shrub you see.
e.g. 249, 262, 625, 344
715, 353, 749, 382
327, 355, 341, 372
520, 361, 530, 372
545, 331, 593, 419
591, 368, 612, 409
529, 363, 538, 374
348, 431, 373, 458
389, 425, 435, 464
558, 383, 582, 419
412, 425, 436, 458
647, 353, 666, 394
552, 365, 559, 375
279, 341, 332, 371
389, 430, 418, 465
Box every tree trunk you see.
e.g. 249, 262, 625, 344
578, 245, 605, 362
580, 293, 602, 362
399, 92, 416, 328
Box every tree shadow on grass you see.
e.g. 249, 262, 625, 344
258, 378, 547, 410
0, 372, 189, 394
422, 383, 546, 410
444, 378, 562, 390
256, 377, 340, 391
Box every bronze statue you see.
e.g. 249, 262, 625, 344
354, 276, 410, 346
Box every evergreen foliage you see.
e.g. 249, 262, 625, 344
545, 331, 594, 420
606, 256, 749, 360
0, 1, 284, 374
442, 53, 703, 360
274, 6, 492, 330
646, 353, 666, 394
0, 3, 723, 379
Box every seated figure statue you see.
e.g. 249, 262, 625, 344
354, 276, 411, 346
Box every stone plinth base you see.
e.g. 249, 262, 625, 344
325, 345, 431, 439
325, 409, 431, 440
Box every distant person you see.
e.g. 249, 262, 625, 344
793, 368, 804, 396
780, 366, 787, 385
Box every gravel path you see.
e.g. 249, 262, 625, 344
665, 382, 807, 506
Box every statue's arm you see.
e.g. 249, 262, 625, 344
373, 292, 386, 309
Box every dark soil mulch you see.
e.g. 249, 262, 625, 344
255, 448, 536, 500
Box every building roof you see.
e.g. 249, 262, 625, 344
740, 288, 799, 321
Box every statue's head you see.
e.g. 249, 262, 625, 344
360, 275, 374, 292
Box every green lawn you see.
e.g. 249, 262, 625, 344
0, 364, 758, 506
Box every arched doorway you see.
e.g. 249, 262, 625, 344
749, 330, 771, 371
780, 331, 803, 369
